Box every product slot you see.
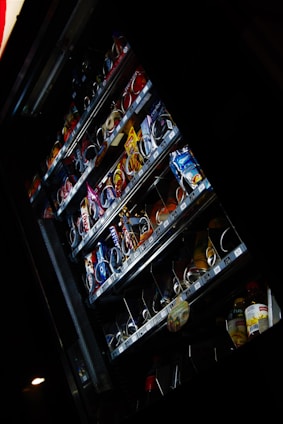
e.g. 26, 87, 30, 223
84, 200, 250, 360
68, 127, 182, 258
51, 85, 171, 219
85, 180, 215, 304
41, 45, 138, 183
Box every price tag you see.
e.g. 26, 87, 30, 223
95, 287, 102, 297
163, 219, 169, 228
180, 201, 186, 211
213, 265, 221, 275
169, 129, 175, 140
160, 309, 167, 318
194, 281, 201, 291
198, 182, 205, 193
234, 246, 243, 257
145, 323, 151, 332
107, 275, 114, 286
153, 150, 159, 160
148, 236, 154, 244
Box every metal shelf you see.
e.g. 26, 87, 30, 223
110, 242, 248, 359
88, 178, 213, 304
56, 80, 154, 216
72, 124, 181, 258
30, 44, 137, 203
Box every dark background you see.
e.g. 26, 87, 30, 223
0, 176, 80, 422
1, 1, 283, 423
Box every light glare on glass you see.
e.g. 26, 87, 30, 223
31, 377, 45, 386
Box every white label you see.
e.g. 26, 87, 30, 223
245, 303, 269, 337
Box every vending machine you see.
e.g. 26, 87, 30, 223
0, 1, 282, 423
